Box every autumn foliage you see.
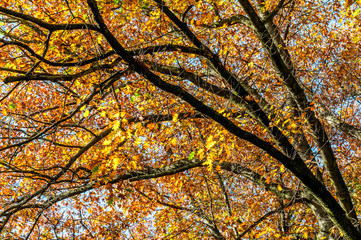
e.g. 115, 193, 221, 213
1, 0, 361, 239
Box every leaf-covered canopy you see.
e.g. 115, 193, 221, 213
1, 0, 361, 239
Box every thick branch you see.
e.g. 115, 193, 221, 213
219, 161, 296, 200
130, 44, 207, 57
237, 0, 359, 231
87, 0, 361, 238
0, 6, 100, 32
201, 15, 253, 29
0, 39, 116, 67
316, 104, 361, 141
3, 58, 121, 83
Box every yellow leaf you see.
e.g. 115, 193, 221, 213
134, 138, 142, 145
103, 139, 112, 145
198, 148, 205, 160
277, 184, 283, 191
83, 110, 89, 117
97, 35, 102, 44
172, 113, 179, 122
113, 121, 121, 131
170, 137, 177, 146
288, 122, 297, 129
206, 136, 217, 149
113, 157, 120, 169
203, 157, 214, 170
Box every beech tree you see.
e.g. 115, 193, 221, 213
1, 0, 361, 239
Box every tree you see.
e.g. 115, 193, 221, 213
0, 0, 361, 239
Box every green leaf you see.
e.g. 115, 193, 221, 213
188, 151, 195, 160
8, 103, 16, 110
91, 165, 100, 174
114, 0, 120, 4
107, 197, 114, 206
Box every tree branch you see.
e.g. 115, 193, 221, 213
0, 6, 100, 32
201, 15, 253, 29
237, 0, 360, 231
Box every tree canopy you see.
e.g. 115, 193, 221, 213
1, 0, 361, 239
